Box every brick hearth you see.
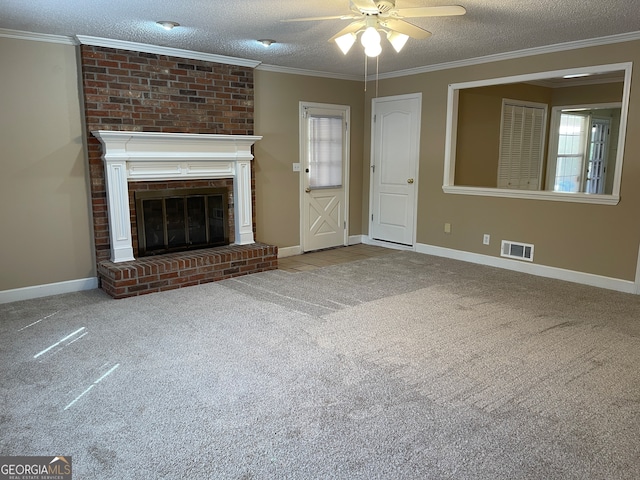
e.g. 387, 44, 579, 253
99, 243, 277, 299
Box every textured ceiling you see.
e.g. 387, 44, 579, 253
1, 0, 639, 78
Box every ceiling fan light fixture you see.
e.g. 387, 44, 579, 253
258, 39, 276, 48
156, 21, 179, 31
386, 31, 409, 53
364, 43, 382, 58
335, 33, 357, 55
360, 26, 381, 50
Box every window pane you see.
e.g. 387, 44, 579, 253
308, 115, 343, 188
554, 113, 588, 192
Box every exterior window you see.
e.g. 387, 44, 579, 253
553, 113, 589, 192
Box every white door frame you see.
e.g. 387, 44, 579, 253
299, 101, 350, 252
368, 92, 421, 249
635, 243, 640, 295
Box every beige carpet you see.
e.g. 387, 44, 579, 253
1, 251, 639, 479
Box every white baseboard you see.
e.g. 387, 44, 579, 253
416, 243, 637, 294
278, 237, 364, 257
0, 277, 99, 304
348, 235, 364, 245
277, 246, 302, 258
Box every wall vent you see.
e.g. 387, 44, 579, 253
501, 240, 534, 262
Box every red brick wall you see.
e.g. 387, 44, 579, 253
80, 45, 255, 263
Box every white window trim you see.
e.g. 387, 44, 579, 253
443, 62, 633, 205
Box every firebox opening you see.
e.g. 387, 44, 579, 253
135, 187, 229, 257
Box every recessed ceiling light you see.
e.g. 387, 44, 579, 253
156, 21, 180, 31
258, 39, 276, 47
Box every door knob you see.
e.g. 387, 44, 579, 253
407, 178, 414, 184
305, 187, 311, 193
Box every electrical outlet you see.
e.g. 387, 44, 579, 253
292, 163, 301, 172
483, 234, 490, 245
444, 223, 451, 234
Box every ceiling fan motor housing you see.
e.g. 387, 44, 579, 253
375, 1, 396, 14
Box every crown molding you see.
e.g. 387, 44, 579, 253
4, 27, 640, 81
75, 35, 261, 68
374, 30, 640, 81
256, 63, 361, 82
0, 28, 77, 45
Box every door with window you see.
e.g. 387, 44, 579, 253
300, 103, 349, 252
586, 118, 610, 194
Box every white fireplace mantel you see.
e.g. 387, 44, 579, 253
92, 131, 262, 263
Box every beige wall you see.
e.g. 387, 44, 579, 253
365, 41, 640, 281
551, 81, 623, 106
253, 70, 365, 249
0, 37, 95, 291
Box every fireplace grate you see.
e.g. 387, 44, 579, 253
135, 188, 229, 257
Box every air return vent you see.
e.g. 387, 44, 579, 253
501, 240, 534, 262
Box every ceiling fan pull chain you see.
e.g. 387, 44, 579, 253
376, 55, 379, 98
364, 54, 368, 92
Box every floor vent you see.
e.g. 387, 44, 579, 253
501, 240, 534, 262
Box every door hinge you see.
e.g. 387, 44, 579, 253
371, 165, 375, 173
371, 214, 374, 221
344, 221, 346, 229
374, 114, 377, 122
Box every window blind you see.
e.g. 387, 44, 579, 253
498, 103, 545, 190
308, 115, 343, 188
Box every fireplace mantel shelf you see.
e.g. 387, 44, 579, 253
92, 130, 262, 263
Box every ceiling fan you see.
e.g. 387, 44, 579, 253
282, 0, 466, 57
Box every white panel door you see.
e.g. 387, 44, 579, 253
300, 103, 349, 252
370, 94, 421, 246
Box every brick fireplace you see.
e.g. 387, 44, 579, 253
80, 42, 277, 298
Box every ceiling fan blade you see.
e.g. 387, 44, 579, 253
393, 5, 467, 18
381, 18, 432, 40
281, 14, 359, 22
328, 20, 366, 42
351, 0, 379, 14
